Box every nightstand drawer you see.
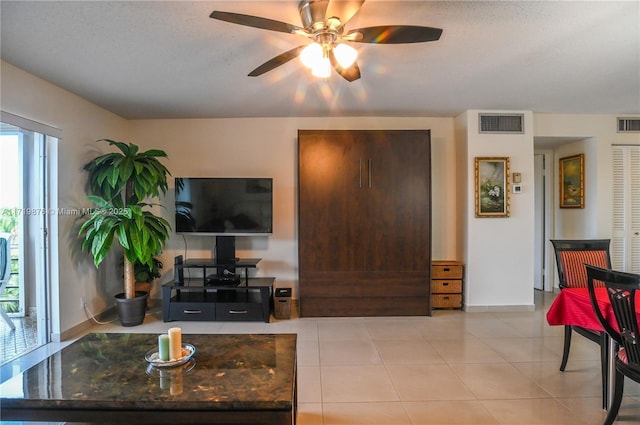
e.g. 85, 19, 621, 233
432, 294, 462, 308
431, 280, 462, 294
431, 264, 463, 279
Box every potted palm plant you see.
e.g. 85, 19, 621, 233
120, 257, 163, 309
79, 139, 171, 326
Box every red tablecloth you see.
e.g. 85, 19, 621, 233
547, 287, 640, 331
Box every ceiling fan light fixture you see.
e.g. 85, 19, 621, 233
300, 42, 323, 68
333, 43, 358, 68
311, 56, 331, 78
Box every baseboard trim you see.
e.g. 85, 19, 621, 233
51, 306, 118, 342
464, 304, 535, 312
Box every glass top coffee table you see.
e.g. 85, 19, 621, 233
0, 333, 297, 424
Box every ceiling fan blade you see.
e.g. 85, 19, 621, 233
325, 0, 365, 27
299, 0, 329, 28
210, 11, 304, 34
329, 51, 361, 82
346, 25, 442, 44
248, 45, 307, 77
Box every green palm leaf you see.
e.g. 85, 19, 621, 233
79, 139, 172, 300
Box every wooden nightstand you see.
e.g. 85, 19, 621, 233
431, 260, 464, 309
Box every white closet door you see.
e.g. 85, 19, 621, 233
612, 145, 640, 273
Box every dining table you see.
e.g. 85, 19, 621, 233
546, 287, 640, 411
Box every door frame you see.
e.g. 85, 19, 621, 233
534, 149, 555, 292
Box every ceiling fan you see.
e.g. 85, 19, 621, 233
210, 0, 442, 82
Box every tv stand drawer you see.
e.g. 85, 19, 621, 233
169, 302, 215, 321
216, 302, 264, 321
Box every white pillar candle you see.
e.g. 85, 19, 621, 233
168, 327, 182, 360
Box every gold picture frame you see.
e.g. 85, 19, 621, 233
559, 154, 584, 208
475, 157, 510, 217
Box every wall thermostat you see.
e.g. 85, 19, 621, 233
512, 172, 522, 183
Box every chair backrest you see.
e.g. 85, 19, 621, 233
586, 264, 640, 369
0, 233, 12, 283
551, 239, 612, 289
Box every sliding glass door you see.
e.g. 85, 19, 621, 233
0, 119, 56, 363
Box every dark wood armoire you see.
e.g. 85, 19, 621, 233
297, 129, 432, 317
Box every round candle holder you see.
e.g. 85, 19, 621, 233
145, 343, 196, 368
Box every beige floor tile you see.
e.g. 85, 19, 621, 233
544, 332, 602, 362
319, 339, 382, 365
386, 364, 476, 401
364, 318, 427, 340
481, 398, 589, 424
491, 311, 551, 338
430, 337, 507, 364
322, 401, 411, 425
451, 363, 551, 399
374, 339, 446, 364
485, 336, 563, 363
402, 400, 500, 425
297, 402, 324, 425
4, 290, 640, 425
318, 319, 370, 341
417, 317, 468, 340
297, 337, 320, 366
298, 365, 322, 403
556, 396, 614, 425
462, 316, 524, 339
321, 365, 399, 402
512, 360, 602, 398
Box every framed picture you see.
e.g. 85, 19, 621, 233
559, 154, 584, 208
475, 157, 510, 217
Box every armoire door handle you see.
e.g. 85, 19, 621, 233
359, 159, 363, 188
368, 158, 372, 188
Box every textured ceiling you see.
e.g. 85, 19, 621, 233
1, 1, 639, 119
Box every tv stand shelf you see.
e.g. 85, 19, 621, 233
180, 258, 261, 286
163, 257, 273, 322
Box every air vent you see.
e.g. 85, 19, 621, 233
617, 117, 640, 132
479, 113, 524, 134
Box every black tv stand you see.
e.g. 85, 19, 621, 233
215, 235, 236, 261
163, 256, 274, 322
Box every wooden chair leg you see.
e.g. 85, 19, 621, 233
560, 325, 572, 371
599, 333, 609, 410
603, 369, 624, 425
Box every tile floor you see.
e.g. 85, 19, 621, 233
2, 292, 640, 424
0, 313, 39, 365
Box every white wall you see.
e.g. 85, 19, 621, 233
535, 114, 640, 239
3, 61, 636, 336
463, 111, 536, 311
129, 117, 458, 300
1, 61, 131, 339
534, 114, 640, 289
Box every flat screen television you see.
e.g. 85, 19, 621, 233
175, 177, 273, 236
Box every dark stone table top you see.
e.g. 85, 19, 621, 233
0, 333, 297, 412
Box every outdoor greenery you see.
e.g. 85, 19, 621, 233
0, 214, 18, 313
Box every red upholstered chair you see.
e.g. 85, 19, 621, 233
586, 265, 640, 425
551, 239, 611, 405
